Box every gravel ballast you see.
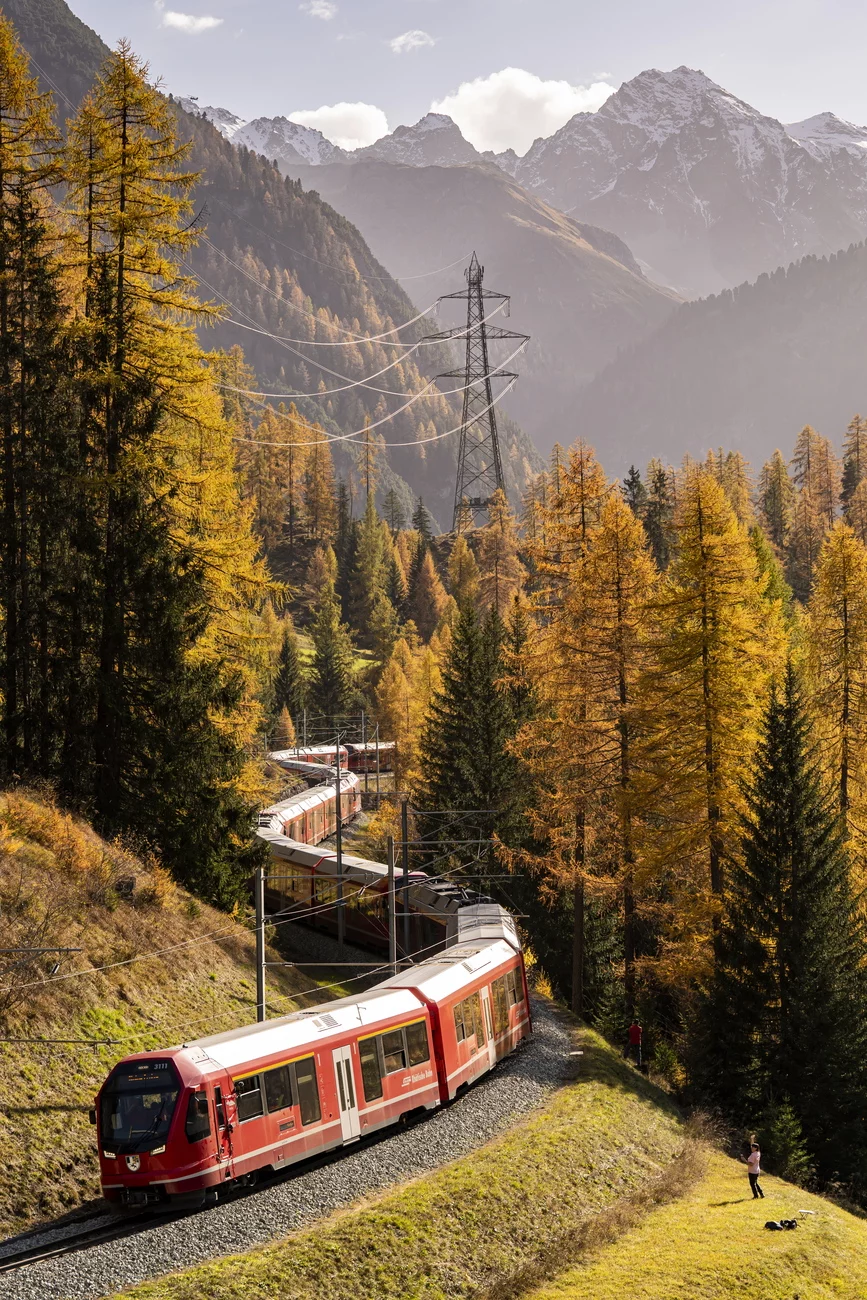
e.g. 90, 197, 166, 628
2, 997, 570, 1300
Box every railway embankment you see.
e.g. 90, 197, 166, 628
525, 1149, 867, 1300
0, 791, 324, 1238
98, 1023, 688, 1300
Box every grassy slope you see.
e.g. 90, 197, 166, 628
110, 1024, 687, 1300
528, 1149, 867, 1300
0, 792, 327, 1236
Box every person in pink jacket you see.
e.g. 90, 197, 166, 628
747, 1143, 764, 1199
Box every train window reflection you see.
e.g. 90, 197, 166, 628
293, 1058, 321, 1125
235, 1075, 264, 1122
263, 1065, 293, 1113
381, 1030, 407, 1073
405, 1021, 430, 1067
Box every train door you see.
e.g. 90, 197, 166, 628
479, 987, 496, 1067
213, 1083, 235, 1172
331, 1045, 361, 1142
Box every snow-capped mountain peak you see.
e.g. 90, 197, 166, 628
174, 98, 347, 164
357, 114, 485, 166
786, 111, 867, 157
175, 98, 246, 140
513, 65, 867, 297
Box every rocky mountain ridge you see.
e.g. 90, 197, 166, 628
186, 70, 867, 298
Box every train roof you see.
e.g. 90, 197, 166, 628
378, 937, 517, 1001
176, 986, 424, 1076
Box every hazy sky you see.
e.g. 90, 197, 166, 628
67, 0, 867, 153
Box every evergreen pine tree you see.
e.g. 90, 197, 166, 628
309, 580, 355, 719
382, 486, 406, 533
621, 466, 646, 517
643, 459, 673, 569
348, 492, 388, 642
273, 624, 306, 722
697, 666, 867, 1189
749, 524, 794, 622
333, 481, 356, 615
416, 604, 524, 845
411, 497, 435, 550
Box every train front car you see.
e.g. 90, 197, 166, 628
92, 986, 445, 1211
93, 1048, 227, 1210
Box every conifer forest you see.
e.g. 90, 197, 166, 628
5, 13, 867, 1218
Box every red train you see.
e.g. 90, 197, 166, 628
273, 743, 395, 774
91, 750, 530, 1209
92, 905, 530, 1209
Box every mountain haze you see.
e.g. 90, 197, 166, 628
285, 157, 678, 455
574, 242, 867, 473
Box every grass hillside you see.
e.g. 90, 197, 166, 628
0, 791, 326, 1236
110, 1025, 690, 1300
528, 1149, 867, 1300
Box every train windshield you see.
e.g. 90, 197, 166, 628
100, 1059, 181, 1153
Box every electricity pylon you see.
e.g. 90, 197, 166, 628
425, 253, 529, 533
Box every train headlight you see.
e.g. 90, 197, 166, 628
125, 1154, 141, 1172
151, 1145, 166, 1155
102, 1151, 116, 1159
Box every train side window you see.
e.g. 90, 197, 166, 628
185, 1090, 211, 1143
293, 1058, 322, 1125
470, 993, 485, 1044
214, 1086, 226, 1128
511, 969, 523, 1005
453, 1003, 466, 1043
492, 977, 509, 1036
381, 1029, 407, 1073
359, 1039, 383, 1102
405, 1020, 430, 1067
263, 1064, 294, 1113
235, 1075, 264, 1122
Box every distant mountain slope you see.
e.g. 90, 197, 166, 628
574, 243, 867, 474
3, 0, 541, 526
513, 66, 867, 298
282, 158, 678, 456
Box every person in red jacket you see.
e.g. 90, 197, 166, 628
625, 1018, 642, 1068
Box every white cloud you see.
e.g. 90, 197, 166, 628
432, 67, 614, 155
389, 30, 435, 54
155, 1, 223, 33
300, 0, 337, 18
289, 102, 389, 151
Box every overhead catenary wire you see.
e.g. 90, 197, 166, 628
189, 261, 441, 400
229, 346, 525, 448
211, 298, 507, 399
216, 294, 503, 362
9, 823, 498, 996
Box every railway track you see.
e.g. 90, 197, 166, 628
0, 1211, 171, 1274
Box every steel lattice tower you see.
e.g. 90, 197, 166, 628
425, 253, 528, 533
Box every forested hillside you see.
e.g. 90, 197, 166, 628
575, 243, 867, 473
1, 0, 540, 527
273, 416, 867, 1205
